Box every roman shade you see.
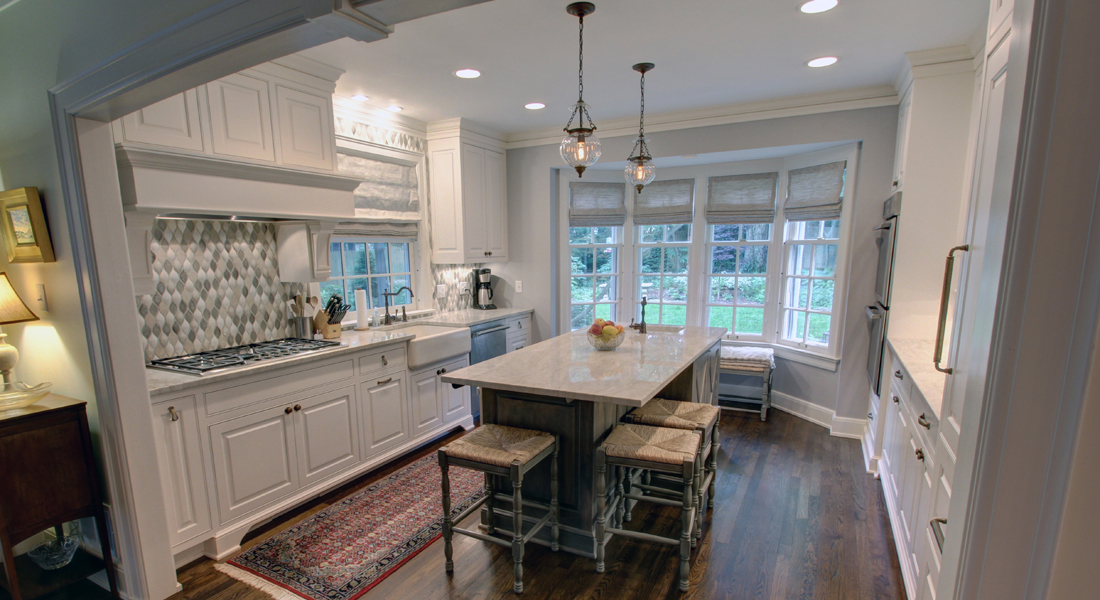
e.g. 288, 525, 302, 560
569, 181, 627, 227
633, 178, 695, 225
706, 172, 779, 224
334, 221, 418, 238
337, 153, 421, 216
784, 161, 847, 221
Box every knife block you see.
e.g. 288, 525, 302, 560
313, 311, 342, 339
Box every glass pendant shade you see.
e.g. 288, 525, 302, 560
625, 156, 656, 193
562, 3, 600, 177
561, 124, 602, 177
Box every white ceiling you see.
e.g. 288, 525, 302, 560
299, 0, 987, 136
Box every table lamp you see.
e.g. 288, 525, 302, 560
0, 273, 39, 386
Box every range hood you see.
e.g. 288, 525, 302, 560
116, 147, 362, 221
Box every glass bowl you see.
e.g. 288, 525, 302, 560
0, 382, 51, 412
28, 535, 79, 570
586, 331, 626, 351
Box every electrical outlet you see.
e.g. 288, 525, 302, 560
515, 280, 523, 293
35, 284, 48, 312
458, 281, 469, 294
436, 284, 446, 298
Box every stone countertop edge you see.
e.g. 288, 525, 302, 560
886, 336, 946, 418
441, 327, 727, 408
410, 307, 533, 327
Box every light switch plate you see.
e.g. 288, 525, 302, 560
35, 284, 48, 313
436, 284, 446, 298
515, 280, 523, 293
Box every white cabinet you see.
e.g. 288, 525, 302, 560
119, 90, 204, 152
358, 371, 410, 458
441, 357, 471, 424
152, 396, 212, 547
205, 73, 277, 163
276, 84, 335, 171
276, 220, 337, 283
209, 403, 299, 523
294, 386, 360, 487
892, 91, 912, 191
505, 313, 533, 352
427, 122, 508, 263
410, 368, 443, 437
988, 0, 1012, 40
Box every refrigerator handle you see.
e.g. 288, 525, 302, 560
866, 305, 883, 320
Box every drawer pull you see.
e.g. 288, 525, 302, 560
892, 395, 899, 404
377, 377, 393, 385
168, 406, 180, 422
918, 413, 931, 429
868, 412, 873, 420
930, 518, 947, 553
381, 355, 388, 366
894, 370, 903, 380
518, 321, 523, 329
294, 404, 302, 412
285, 407, 293, 414
915, 448, 925, 461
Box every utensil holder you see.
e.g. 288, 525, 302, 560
291, 316, 314, 339
314, 311, 342, 339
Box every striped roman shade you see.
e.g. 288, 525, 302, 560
633, 178, 695, 225
706, 172, 779, 224
784, 161, 847, 221
569, 181, 627, 227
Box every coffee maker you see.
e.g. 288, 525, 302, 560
473, 268, 496, 310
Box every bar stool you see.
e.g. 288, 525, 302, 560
438, 424, 559, 594
595, 423, 700, 592
623, 398, 720, 539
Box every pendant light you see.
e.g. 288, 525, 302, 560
561, 2, 601, 177
625, 62, 656, 193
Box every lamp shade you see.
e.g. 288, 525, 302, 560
0, 273, 38, 325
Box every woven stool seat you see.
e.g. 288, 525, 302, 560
631, 399, 720, 431
602, 424, 700, 465
443, 424, 555, 468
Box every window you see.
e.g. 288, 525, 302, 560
321, 239, 414, 311
705, 223, 771, 337
636, 223, 692, 326
569, 226, 621, 330
781, 220, 840, 347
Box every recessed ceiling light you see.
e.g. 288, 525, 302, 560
455, 69, 481, 79
807, 56, 839, 68
525, 102, 546, 110
386, 105, 403, 112
351, 94, 368, 102
800, 0, 838, 14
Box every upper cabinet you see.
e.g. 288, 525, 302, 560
205, 73, 277, 163
427, 120, 508, 263
119, 89, 205, 152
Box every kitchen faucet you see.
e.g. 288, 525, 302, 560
382, 286, 414, 325
629, 296, 648, 334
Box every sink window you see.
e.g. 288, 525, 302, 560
321, 237, 415, 312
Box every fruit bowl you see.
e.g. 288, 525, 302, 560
586, 331, 626, 351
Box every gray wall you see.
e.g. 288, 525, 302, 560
494, 105, 898, 420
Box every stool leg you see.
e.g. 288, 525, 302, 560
511, 464, 524, 594
551, 438, 560, 552
438, 450, 454, 573
708, 423, 719, 509
694, 451, 703, 546
484, 472, 496, 534
680, 465, 695, 592
595, 450, 608, 573
614, 465, 625, 529
622, 467, 633, 522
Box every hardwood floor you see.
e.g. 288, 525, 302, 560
145, 410, 904, 600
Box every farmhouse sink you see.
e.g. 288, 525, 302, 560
400, 325, 472, 370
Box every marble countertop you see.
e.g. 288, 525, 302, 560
441, 327, 727, 407
412, 307, 532, 327
887, 337, 946, 418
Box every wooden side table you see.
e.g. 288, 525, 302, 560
0, 395, 119, 600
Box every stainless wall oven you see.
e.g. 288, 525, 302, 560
867, 192, 902, 395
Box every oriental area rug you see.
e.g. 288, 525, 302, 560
216, 455, 485, 600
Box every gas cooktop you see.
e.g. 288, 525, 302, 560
147, 338, 342, 375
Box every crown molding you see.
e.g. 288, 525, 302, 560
332, 96, 428, 135
894, 45, 977, 96
427, 117, 506, 149
503, 85, 899, 149
269, 55, 345, 84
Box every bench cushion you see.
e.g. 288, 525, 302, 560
601, 424, 700, 465
443, 424, 554, 468
720, 345, 775, 372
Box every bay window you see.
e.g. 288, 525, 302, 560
636, 223, 692, 325
705, 223, 771, 337
570, 226, 622, 329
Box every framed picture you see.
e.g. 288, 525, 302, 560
0, 187, 55, 263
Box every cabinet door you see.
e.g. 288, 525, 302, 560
276, 85, 335, 171
358, 372, 410, 458
294, 386, 360, 487
461, 143, 488, 261
209, 404, 298, 523
428, 143, 465, 264
881, 392, 901, 496
120, 90, 204, 152
205, 73, 276, 162
484, 148, 507, 260
507, 333, 530, 353
893, 92, 913, 191
153, 397, 212, 547
441, 356, 471, 424
988, 0, 1012, 40
409, 368, 443, 437
898, 420, 924, 557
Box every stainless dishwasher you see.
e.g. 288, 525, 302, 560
468, 320, 510, 418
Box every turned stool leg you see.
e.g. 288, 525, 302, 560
511, 464, 525, 594
595, 450, 608, 573
680, 464, 695, 592
708, 422, 719, 509
551, 438, 560, 552
438, 450, 454, 573
694, 450, 703, 546
615, 465, 626, 529
622, 467, 634, 522
484, 472, 496, 534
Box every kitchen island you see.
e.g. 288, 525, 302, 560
441, 326, 725, 556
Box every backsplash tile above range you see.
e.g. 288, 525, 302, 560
136, 219, 304, 361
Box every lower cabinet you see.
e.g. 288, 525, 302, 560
411, 356, 472, 435
209, 403, 300, 523
294, 386, 360, 487
441, 357, 471, 424
152, 396, 212, 547
358, 371, 410, 458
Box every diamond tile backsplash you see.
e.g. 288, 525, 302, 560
136, 220, 305, 361
432, 264, 481, 312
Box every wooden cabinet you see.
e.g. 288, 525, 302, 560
152, 396, 212, 547
209, 403, 299, 524
358, 371, 410, 458
119, 89, 204, 152
205, 73, 277, 163
294, 386, 360, 487
427, 122, 508, 263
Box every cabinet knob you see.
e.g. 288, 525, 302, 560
488, 251, 492, 256
440, 368, 447, 374
168, 406, 179, 422
868, 412, 873, 420
918, 413, 931, 429
915, 448, 925, 461
892, 395, 899, 404
381, 355, 388, 366
294, 404, 302, 412
893, 180, 899, 187
484, 251, 489, 256
894, 370, 903, 380
285, 407, 293, 414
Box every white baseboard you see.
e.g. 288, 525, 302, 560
770, 391, 868, 440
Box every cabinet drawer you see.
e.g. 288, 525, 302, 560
358, 346, 407, 377
889, 363, 913, 403
906, 389, 940, 460
507, 314, 531, 334
204, 358, 355, 420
